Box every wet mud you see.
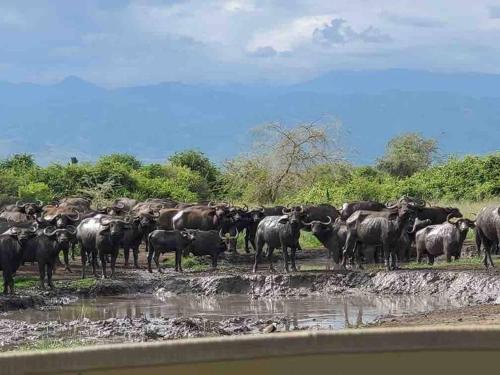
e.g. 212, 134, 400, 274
0, 249, 498, 351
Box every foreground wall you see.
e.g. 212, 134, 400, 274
1, 326, 499, 375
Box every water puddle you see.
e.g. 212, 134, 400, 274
4, 292, 464, 330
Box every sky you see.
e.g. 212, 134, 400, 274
2, 0, 500, 87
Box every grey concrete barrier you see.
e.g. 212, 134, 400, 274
0, 325, 499, 375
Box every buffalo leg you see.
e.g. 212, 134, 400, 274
110, 250, 118, 278
428, 254, 435, 265
244, 230, 250, 253
81, 250, 87, 279
63, 248, 72, 273
383, 244, 391, 271
100, 253, 107, 279
47, 262, 55, 289
91, 251, 98, 277
175, 249, 183, 272
124, 247, 130, 268
71, 242, 76, 261
3, 271, 10, 295
282, 245, 290, 273
290, 246, 298, 272
211, 253, 219, 269
38, 262, 46, 289
154, 250, 162, 273
147, 244, 154, 273
342, 231, 355, 269
253, 240, 264, 273
268, 247, 276, 272
354, 242, 364, 270
133, 246, 140, 269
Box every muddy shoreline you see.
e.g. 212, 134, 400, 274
2, 267, 498, 312
0, 250, 498, 351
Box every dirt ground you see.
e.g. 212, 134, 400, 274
371, 303, 500, 327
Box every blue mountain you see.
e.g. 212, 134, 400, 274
0, 69, 498, 165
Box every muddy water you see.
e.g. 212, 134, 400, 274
4, 293, 464, 330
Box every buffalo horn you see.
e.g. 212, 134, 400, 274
44, 226, 58, 237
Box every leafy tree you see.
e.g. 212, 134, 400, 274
377, 133, 438, 177
168, 149, 219, 186
96, 153, 142, 170
0, 153, 36, 171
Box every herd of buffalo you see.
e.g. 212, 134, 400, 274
0, 196, 498, 294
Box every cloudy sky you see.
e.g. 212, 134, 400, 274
2, 0, 500, 87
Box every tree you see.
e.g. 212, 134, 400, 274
96, 153, 142, 170
168, 149, 219, 186
0, 153, 36, 170
376, 133, 438, 178
223, 120, 343, 203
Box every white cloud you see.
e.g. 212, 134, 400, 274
1, 0, 500, 86
248, 15, 333, 52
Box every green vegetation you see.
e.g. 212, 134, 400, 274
0, 128, 498, 207
14, 275, 97, 290
18, 338, 88, 352
14, 276, 39, 289
162, 255, 208, 271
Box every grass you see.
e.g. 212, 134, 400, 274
67, 278, 97, 289
17, 338, 88, 352
299, 231, 323, 249
404, 256, 485, 270
14, 275, 97, 290
162, 255, 208, 271
14, 276, 39, 289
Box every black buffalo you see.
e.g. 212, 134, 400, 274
187, 230, 228, 269
306, 216, 347, 267
0, 222, 38, 294
77, 215, 131, 279
415, 215, 475, 264
343, 204, 415, 270
147, 230, 195, 272
121, 212, 158, 268
475, 205, 499, 267
22, 226, 76, 289
340, 201, 388, 221
253, 206, 306, 273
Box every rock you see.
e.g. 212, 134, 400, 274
262, 323, 277, 333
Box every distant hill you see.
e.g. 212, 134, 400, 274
0, 70, 499, 165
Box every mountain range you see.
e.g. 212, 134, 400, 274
0, 69, 499, 165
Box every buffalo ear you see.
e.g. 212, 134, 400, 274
278, 215, 289, 224
99, 228, 110, 235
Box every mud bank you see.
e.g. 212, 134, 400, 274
2, 268, 499, 313
0, 315, 284, 351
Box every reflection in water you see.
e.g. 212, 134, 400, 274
5, 292, 463, 330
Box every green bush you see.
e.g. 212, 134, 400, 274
18, 182, 53, 202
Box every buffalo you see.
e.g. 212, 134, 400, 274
77, 215, 131, 279
22, 226, 76, 289
343, 203, 416, 270
156, 209, 180, 230
0, 222, 38, 294
340, 201, 388, 221
121, 211, 158, 268
415, 215, 475, 264
253, 206, 306, 273
147, 230, 195, 272
306, 216, 347, 267
186, 230, 229, 269
106, 198, 138, 216
474, 206, 499, 267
